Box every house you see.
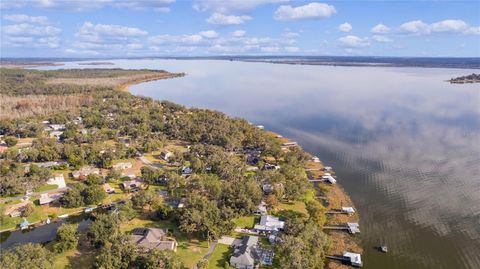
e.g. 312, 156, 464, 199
103, 183, 115, 194
181, 166, 193, 176
72, 116, 83, 125
253, 215, 284, 233
50, 131, 63, 139
49, 124, 65, 131
263, 163, 280, 170
46, 174, 66, 189
36, 161, 67, 168
39, 193, 63, 205
254, 201, 267, 215
322, 175, 337, 184
343, 252, 363, 267
159, 150, 173, 161
112, 162, 133, 170
4, 200, 30, 217
229, 236, 260, 269
311, 156, 321, 163
130, 228, 177, 251
72, 167, 100, 180
122, 180, 142, 192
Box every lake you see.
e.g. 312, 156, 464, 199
41, 59, 480, 269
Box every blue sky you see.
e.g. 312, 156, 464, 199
1, 0, 479, 58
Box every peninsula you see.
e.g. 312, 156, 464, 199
448, 73, 480, 83
0, 67, 361, 269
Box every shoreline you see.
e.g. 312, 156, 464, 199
125, 75, 363, 268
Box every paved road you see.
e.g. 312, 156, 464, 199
0, 187, 69, 203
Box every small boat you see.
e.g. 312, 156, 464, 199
20, 218, 30, 230
379, 245, 388, 253
46, 217, 51, 224
58, 214, 69, 219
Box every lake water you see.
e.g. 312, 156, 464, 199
41, 59, 480, 269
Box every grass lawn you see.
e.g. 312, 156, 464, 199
50, 244, 96, 269
207, 244, 233, 269
233, 216, 256, 229
276, 201, 308, 216
36, 184, 58, 192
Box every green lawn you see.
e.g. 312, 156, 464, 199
207, 244, 233, 269
276, 201, 308, 216
36, 184, 58, 192
233, 216, 257, 228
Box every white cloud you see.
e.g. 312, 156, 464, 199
149, 34, 204, 46
232, 30, 246, 37
338, 22, 352, 32
337, 35, 370, 48
398, 20, 430, 34
199, 30, 219, 38
3, 14, 49, 24
371, 35, 392, 43
397, 19, 476, 35
283, 31, 300, 38
463, 26, 480, 35
1, 0, 175, 12
284, 46, 300, 52
206, 13, 251, 25
193, 0, 287, 14
72, 22, 148, 52
430, 19, 468, 33
76, 22, 147, 42
371, 23, 390, 34
274, 2, 336, 21
1, 22, 61, 48
261, 46, 281, 53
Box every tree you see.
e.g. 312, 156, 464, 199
106, 169, 121, 182
277, 221, 329, 269
265, 194, 279, 208
94, 236, 137, 269
54, 223, 79, 253
4, 136, 18, 147
306, 200, 327, 227
85, 173, 103, 185
60, 184, 85, 208
21, 203, 35, 217
178, 194, 234, 240
135, 249, 183, 269
0, 243, 53, 269
88, 213, 122, 248
83, 185, 106, 205
131, 190, 161, 213
197, 259, 209, 269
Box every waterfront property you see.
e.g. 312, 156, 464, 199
129, 228, 177, 251
39, 193, 63, 205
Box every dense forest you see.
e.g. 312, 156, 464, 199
0, 68, 331, 269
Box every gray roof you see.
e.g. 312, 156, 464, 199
230, 236, 260, 268
130, 228, 177, 251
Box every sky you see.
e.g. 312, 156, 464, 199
0, 0, 479, 58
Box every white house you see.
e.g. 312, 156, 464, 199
253, 215, 284, 233
311, 156, 321, 163
39, 193, 63, 205
49, 124, 65, 131
72, 167, 100, 179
